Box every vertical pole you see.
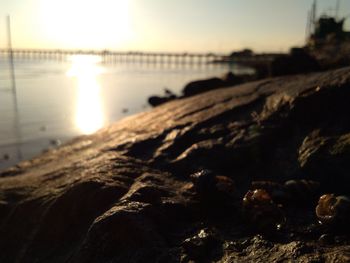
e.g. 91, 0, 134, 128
311, 0, 317, 34
335, 0, 340, 19
7, 15, 17, 95
306, 10, 311, 42
7, 15, 22, 161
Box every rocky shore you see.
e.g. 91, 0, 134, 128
1, 67, 350, 262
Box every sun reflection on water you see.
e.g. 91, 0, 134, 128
67, 55, 105, 134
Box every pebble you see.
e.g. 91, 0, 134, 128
182, 228, 220, 260
49, 139, 61, 147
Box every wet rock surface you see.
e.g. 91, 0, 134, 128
1, 67, 350, 262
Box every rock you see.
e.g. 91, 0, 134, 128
73, 201, 166, 263
250, 181, 286, 204
270, 48, 320, 76
309, 41, 350, 70
1, 67, 350, 262
299, 131, 350, 193
182, 77, 225, 97
182, 228, 221, 261
222, 71, 248, 86
149, 73, 249, 107
49, 138, 61, 147
181, 72, 254, 99
315, 194, 350, 227
189, 169, 236, 208
148, 95, 172, 107
242, 189, 285, 232
148, 88, 177, 107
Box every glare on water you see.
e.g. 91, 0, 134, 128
67, 55, 105, 134
0, 54, 243, 171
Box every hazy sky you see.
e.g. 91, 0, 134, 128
0, 0, 349, 53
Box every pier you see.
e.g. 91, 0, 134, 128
0, 49, 279, 68
0, 49, 224, 65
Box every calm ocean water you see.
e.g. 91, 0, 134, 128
0, 55, 252, 171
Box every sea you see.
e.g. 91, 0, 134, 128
0, 54, 253, 171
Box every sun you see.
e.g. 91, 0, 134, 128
38, 0, 132, 49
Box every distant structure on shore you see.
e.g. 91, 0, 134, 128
306, 0, 350, 47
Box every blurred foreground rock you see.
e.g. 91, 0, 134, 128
2, 67, 350, 262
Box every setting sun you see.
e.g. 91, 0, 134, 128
38, 0, 132, 49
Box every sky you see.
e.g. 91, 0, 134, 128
0, 0, 349, 53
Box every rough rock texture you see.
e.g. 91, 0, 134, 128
310, 41, 350, 70
2, 67, 350, 262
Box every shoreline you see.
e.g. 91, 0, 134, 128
0, 60, 240, 171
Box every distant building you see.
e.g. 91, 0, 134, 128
306, 0, 350, 47
310, 16, 349, 44
229, 49, 253, 58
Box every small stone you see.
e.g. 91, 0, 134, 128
49, 139, 61, 147
190, 169, 216, 195
316, 194, 350, 225
242, 189, 286, 232
182, 228, 220, 260
190, 169, 235, 199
